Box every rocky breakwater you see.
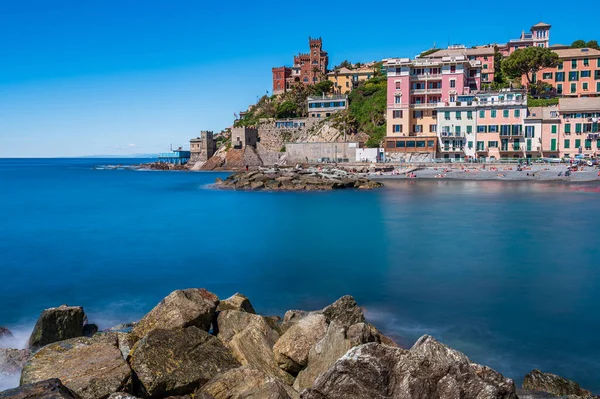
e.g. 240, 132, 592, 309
1, 291, 597, 399
215, 166, 383, 191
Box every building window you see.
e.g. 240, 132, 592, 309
393, 124, 402, 133
467, 125, 473, 134
595, 70, 600, 80
450, 80, 456, 88
569, 71, 579, 81
444, 111, 450, 120
555, 72, 565, 82
396, 141, 406, 148
489, 125, 499, 133
491, 110, 497, 118
467, 111, 473, 119
585, 139, 592, 149
395, 96, 401, 104
582, 70, 591, 78
395, 82, 401, 90
488, 141, 498, 148
575, 139, 581, 148
575, 123, 582, 133
413, 111, 423, 118
503, 110, 509, 118
597, 82, 600, 93
413, 125, 423, 133
551, 125, 557, 134
476, 141, 485, 150
525, 126, 535, 138
557, 84, 563, 94
558, 62, 563, 70
551, 138, 557, 151
477, 126, 487, 133
571, 83, 577, 93
584, 58, 590, 67
542, 72, 553, 79
482, 73, 489, 81
572, 59, 577, 69
393, 110, 403, 118
514, 109, 521, 117
455, 126, 461, 134
456, 111, 461, 120
565, 123, 571, 133
468, 141, 473, 149
583, 82, 589, 91
479, 110, 485, 118
483, 64, 488, 69
430, 124, 437, 133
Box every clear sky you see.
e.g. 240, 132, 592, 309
0, 0, 593, 157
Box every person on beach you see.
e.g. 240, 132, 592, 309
245, 164, 249, 172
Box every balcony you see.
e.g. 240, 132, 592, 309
412, 88, 442, 94
410, 103, 441, 109
410, 73, 442, 80
500, 145, 523, 153
440, 132, 465, 138
476, 147, 488, 153
440, 146, 465, 153
388, 103, 405, 109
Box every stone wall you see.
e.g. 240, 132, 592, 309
286, 142, 358, 164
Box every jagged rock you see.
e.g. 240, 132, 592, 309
129, 327, 240, 398
199, 367, 299, 399
20, 333, 132, 399
217, 311, 292, 385
82, 324, 98, 337
321, 295, 365, 327
273, 313, 327, 374
522, 369, 592, 397
302, 336, 517, 399
107, 394, 139, 399
103, 323, 136, 333
0, 327, 13, 339
0, 378, 80, 399
0, 349, 30, 376
280, 310, 310, 333
115, 333, 135, 360
217, 293, 256, 314
28, 305, 86, 351
293, 322, 379, 392
130, 288, 219, 342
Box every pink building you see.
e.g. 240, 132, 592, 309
498, 22, 551, 56
556, 98, 600, 158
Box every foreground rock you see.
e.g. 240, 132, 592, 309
321, 295, 365, 327
0, 349, 30, 376
216, 293, 256, 314
273, 314, 328, 374
130, 288, 219, 342
0, 378, 80, 399
302, 336, 517, 399
199, 367, 299, 399
129, 327, 240, 397
522, 369, 592, 397
28, 305, 86, 351
0, 327, 13, 339
21, 334, 132, 399
217, 310, 292, 385
215, 166, 383, 191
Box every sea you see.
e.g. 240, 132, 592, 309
0, 158, 599, 392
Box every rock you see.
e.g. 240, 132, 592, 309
20, 333, 132, 399
0, 378, 80, 399
129, 327, 240, 398
199, 367, 299, 399
280, 310, 309, 333
273, 313, 327, 374
107, 394, 139, 399
28, 305, 86, 351
0, 327, 13, 339
217, 311, 293, 385
115, 332, 135, 360
321, 295, 365, 327
130, 288, 219, 342
82, 324, 98, 337
522, 369, 592, 397
294, 322, 379, 392
0, 349, 30, 375
217, 293, 256, 314
302, 336, 517, 399
103, 323, 136, 333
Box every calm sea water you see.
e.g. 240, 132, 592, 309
1, 158, 599, 392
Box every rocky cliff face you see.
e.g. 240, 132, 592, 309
1, 290, 595, 399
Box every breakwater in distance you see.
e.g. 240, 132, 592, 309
0, 158, 599, 393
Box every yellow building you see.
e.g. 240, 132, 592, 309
327, 65, 376, 94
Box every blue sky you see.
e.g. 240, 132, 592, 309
0, 1, 593, 157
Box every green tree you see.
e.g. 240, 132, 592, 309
276, 101, 298, 119
571, 39, 587, 48
419, 48, 438, 57
586, 40, 599, 50
310, 80, 333, 96
492, 46, 509, 88
501, 47, 559, 86
334, 60, 352, 70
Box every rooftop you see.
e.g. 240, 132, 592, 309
531, 22, 551, 29
425, 47, 495, 58
559, 98, 600, 112
552, 47, 600, 58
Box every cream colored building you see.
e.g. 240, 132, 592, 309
327, 65, 377, 94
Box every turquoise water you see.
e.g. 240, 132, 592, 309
1, 158, 599, 392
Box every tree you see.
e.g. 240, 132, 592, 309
334, 60, 352, 70
311, 80, 333, 96
586, 40, 599, 50
571, 39, 587, 48
501, 47, 559, 86
276, 101, 298, 119
492, 46, 509, 88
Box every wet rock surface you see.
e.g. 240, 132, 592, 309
27, 305, 86, 351
199, 367, 299, 399
0, 349, 30, 376
0, 378, 80, 399
215, 166, 383, 191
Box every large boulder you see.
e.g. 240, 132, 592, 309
302, 336, 517, 399
217, 311, 292, 385
0, 327, 13, 339
0, 378, 80, 399
522, 369, 592, 397
20, 333, 132, 399
217, 293, 256, 314
106, 394, 139, 399
321, 296, 365, 327
130, 288, 219, 342
273, 313, 327, 374
280, 310, 310, 333
199, 367, 299, 399
0, 349, 30, 376
129, 327, 240, 398
28, 305, 86, 351
293, 322, 379, 392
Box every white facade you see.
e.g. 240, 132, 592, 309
356, 148, 385, 163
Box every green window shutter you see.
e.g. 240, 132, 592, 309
564, 139, 570, 149
491, 110, 497, 118
514, 109, 520, 117
597, 139, 600, 148
583, 83, 588, 90
571, 83, 577, 93
444, 111, 450, 119
456, 111, 461, 119
551, 125, 557, 134
593, 122, 599, 133
575, 139, 581, 148
575, 123, 582, 133
467, 125, 472, 133
551, 139, 557, 151
585, 139, 592, 148
503, 110, 509, 118
597, 82, 600, 93
564, 123, 571, 133
527, 139, 532, 151
479, 110, 485, 118
467, 111, 473, 119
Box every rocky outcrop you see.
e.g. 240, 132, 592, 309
216, 293, 256, 314
302, 336, 517, 399
215, 167, 383, 191
199, 367, 299, 399
522, 369, 592, 397
21, 334, 132, 399
0, 327, 13, 339
273, 314, 328, 374
216, 311, 292, 385
107, 394, 138, 399
28, 305, 86, 351
321, 295, 365, 327
0, 378, 80, 399
0, 349, 30, 376
82, 324, 98, 337
129, 327, 240, 398
130, 289, 219, 343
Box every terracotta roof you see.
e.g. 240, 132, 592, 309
465, 47, 496, 56
532, 22, 551, 28
559, 98, 600, 112
425, 47, 494, 58
553, 47, 600, 58
526, 107, 544, 120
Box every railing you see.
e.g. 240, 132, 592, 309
410, 103, 441, 109
410, 73, 442, 80
440, 146, 465, 152
412, 88, 442, 94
